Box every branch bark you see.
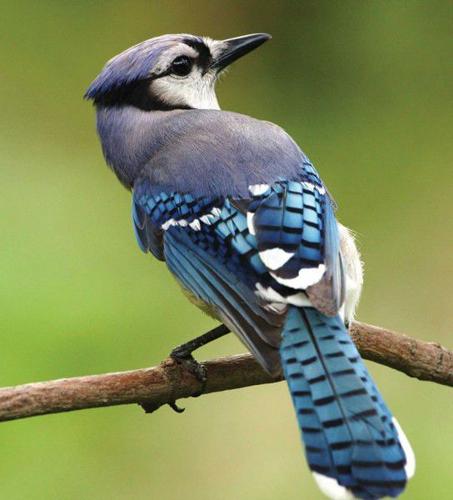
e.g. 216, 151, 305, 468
0, 320, 451, 423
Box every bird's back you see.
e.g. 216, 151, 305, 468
145, 110, 305, 196
98, 106, 308, 196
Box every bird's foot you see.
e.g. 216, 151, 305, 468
166, 325, 230, 411
170, 345, 208, 397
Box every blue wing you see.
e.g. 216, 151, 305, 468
131, 156, 344, 372
132, 177, 286, 373
132, 181, 220, 260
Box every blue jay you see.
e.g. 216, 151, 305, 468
85, 33, 415, 499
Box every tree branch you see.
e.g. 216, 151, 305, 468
0, 321, 451, 423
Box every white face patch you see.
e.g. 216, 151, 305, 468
149, 40, 222, 110
150, 68, 220, 110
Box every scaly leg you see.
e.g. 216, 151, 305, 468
170, 324, 230, 361
169, 324, 231, 411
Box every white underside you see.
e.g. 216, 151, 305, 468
337, 223, 363, 323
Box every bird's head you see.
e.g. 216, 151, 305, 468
85, 33, 271, 111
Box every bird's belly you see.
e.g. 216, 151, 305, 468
179, 284, 219, 320
338, 222, 364, 323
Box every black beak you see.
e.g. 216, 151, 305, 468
211, 33, 271, 71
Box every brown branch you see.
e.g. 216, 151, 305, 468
0, 321, 451, 423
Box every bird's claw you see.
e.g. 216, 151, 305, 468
168, 401, 185, 413
140, 400, 186, 414
170, 347, 207, 397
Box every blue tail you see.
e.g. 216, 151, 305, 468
280, 307, 412, 499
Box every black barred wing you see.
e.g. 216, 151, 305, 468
132, 177, 285, 373
247, 179, 344, 315
131, 168, 344, 372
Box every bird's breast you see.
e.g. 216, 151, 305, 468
178, 282, 220, 320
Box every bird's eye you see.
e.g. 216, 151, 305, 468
170, 56, 193, 77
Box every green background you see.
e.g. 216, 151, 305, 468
1, 1, 452, 499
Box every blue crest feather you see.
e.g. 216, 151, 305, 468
84, 34, 204, 101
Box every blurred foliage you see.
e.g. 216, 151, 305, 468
0, 1, 452, 499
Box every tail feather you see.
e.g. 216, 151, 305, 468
280, 307, 413, 499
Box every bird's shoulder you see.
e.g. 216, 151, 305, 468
140, 109, 315, 199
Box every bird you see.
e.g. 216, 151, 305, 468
85, 33, 415, 499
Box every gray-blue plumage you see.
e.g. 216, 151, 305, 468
86, 33, 414, 500
96, 106, 305, 196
